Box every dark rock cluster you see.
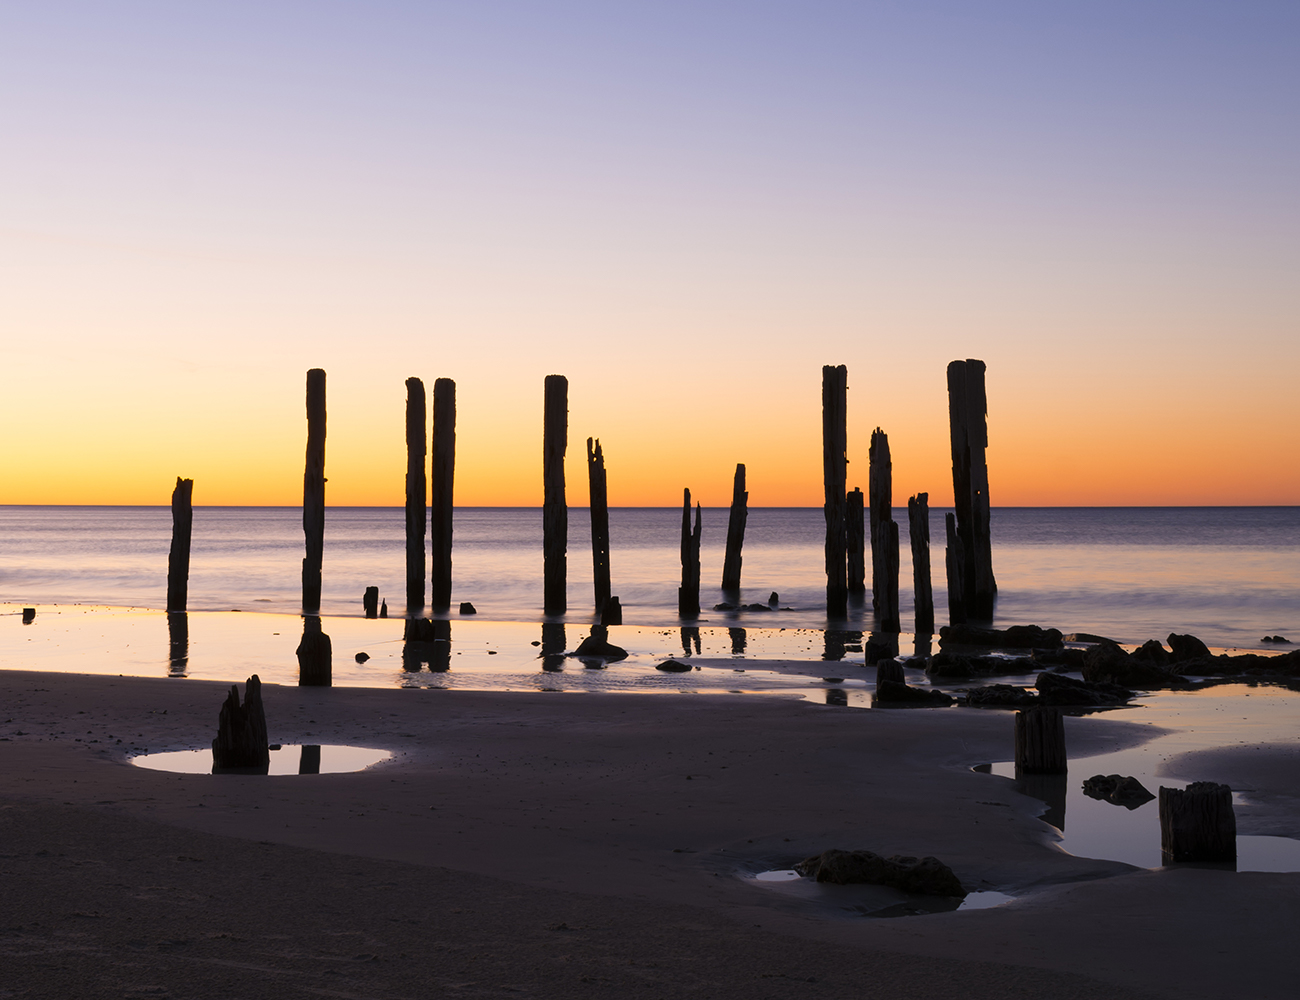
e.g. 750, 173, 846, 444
795, 849, 965, 897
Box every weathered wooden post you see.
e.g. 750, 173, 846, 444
166, 477, 193, 613
882, 520, 900, 632
678, 490, 702, 618
302, 369, 326, 614
405, 377, 427, 615
868, 428, 891, 612
299, 745, 322, 775
212, 674, 270, 772
822, 365, 848, 618
363, 586, 379, 618
544, 375, 569, 615
947, 359, 997, 618
297, 616, 332, 687
587, 437, 612, 615
876, 659, 905, 686
721, 464, 748, 593
945, 512, 966, 624
1159, 783, 1236, 864
431, 378, 456, 613
846, 487, 865, 594
1015, 708, 1066, 774
908, 493, 934, 635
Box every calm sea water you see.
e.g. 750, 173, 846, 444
1, 506, 1297, 648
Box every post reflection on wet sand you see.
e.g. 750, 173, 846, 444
540, 622, 566, 671
167, 612, 188, 676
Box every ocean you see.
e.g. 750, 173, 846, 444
1, 505, 1297, 649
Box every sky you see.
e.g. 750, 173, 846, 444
2, 1, 1297, 507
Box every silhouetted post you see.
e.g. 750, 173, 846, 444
302, 369, 326, 614
881, 520, 900, 632
544, 375, 568, 615
945, 512, 966, 624
166, 476, 193, 613
363, 586, 379, 618
299, 745, 322, 775
868, 428, 893, 611
947, 359, 997, 618
541, 622, 566, 671
212, 675, 270, 772
908, 493, 934, 635
405, 377, 427, 615
587, 437, 611, 615
431, 378, 456, 613
1015, 708, 1066, 774
297, 616, 332, 686
822, 365, 848, 618
721, 464, 748, 592
678, 490, 702, 618
1159, 783, 1236, 864
846, 487, 865, 594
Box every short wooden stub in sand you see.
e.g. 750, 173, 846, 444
1015, 708, 1066, 774
212, 674, 270, 772
1159, 782, 1236, 864
297, 617, 333, 687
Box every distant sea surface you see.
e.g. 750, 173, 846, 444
1, 506, 1297, 648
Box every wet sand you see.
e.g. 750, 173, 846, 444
2, 669, 1298, 998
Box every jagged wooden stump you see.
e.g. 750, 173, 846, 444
1160, 782, 1236, 863
212, 674, 270, 771
1015, 707, 1066, 774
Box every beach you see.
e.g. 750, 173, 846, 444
3, 664, 1299, 999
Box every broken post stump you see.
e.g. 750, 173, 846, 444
875, 659, 905, 687
1015, 708, 1066, 774
947, 359, 996, 618
296, 616, 332, 687
868, 428, 892, 612
721, 463, 748, 593
822, 365, 848, 618
302, 369, 326, 614
600, 595, 622, 626
1159, 782, 1236, 863
587, 437, 612, 615
212, 674, 269, 772
405, 376, 427, 615
846, 487, 865, 594
166, 476, 193, 613
21, 607, 35, 623
945, 512, 966, 625
431, 377, 456, 613
908, 493, 934, 635
363, 586, 379, 619
543, 374, 569, 615
678, 489, 702, 618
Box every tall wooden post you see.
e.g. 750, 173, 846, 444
543, 375, 568, 615
945, 512, 966, 624
868, 428, 892, 612
166, 476, 193, 613
720, 464, 747, 593
587, 438, 611, 615
302, 369, 326, 614
678, 489, 701, 618
846, 488, 865, 594
822, 365, 848, 618
882, 520, 900, 632
430, 378, 456, 613
947, 359, 997, 618
405, 377, 427, 615
908, 493, 934, 635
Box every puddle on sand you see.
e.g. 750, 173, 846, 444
979, 685, 1300, 871
131, 744, 390, 775
748, 870, 1014, 916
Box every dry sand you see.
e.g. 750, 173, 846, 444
2, 668, 1297, 999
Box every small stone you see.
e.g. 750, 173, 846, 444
459, 602, 477, 615
354, 652, 370, 664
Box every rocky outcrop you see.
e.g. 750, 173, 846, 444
1083, 774, 1155, 809
795, 849, 964, 896
571, 635, 628, 660
656, 659, 693, 673
939, 624, 1064, 649
926, 651, 1037, 679
873, 680, 954, 707
962, 684, 1038, 707
1034, 671, 1133, 706
1081, 641, 1183, 688
1167, 633, 1211, 662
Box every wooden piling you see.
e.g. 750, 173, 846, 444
212, 674, 270, 771
1159, 782, 1236, 863
1014, 708, 1066, 774
587, 438, 612, 615
430, 378, 456, 613
908, 493, 934, 635
543, 375, 569, 615
678, 490, 702, 618
296, 616, 332, 687
363, 586, 379, 619
881, 520, 900, 632
947, 359, 997, 618
721, 464, 748, 593
822, 365, 848, 618
166, 476, 193, 613
301, 369, 326, 614
944, 512, 966, 624
846, 488, 865, 594
868, 428, 892, 612
405, 377, 427, 615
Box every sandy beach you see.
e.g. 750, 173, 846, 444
2, 667, 1298, 999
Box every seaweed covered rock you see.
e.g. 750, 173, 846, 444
926, 651, 1036, 679
939, 624, 1064, 649
1081, 641, 1183, 688
963, 684, 1039, 707
1035, 671, 1133, 706
572, 634, 628, 660
874, 680, 954, 706
795, 849, 964, 896
1167, 633, 1211, 662
1083, 774, 1156, 809
656, 659, 693, 673
1131, 639, 1171, 666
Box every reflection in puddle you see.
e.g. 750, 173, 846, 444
132, 744, 391, 775
748, 870, 1014, 915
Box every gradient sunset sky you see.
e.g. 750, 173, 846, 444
3, 2, 1297, 508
